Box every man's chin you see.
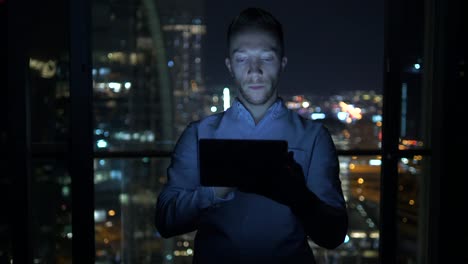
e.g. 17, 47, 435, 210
239, 88, 275, 106
244, 96, 270, 105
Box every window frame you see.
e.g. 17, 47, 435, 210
6, 0, 450, 262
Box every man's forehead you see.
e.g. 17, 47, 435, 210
230, 30, 280, 52
231, 29, 278, 42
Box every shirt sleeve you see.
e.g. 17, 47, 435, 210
296, 124, 348, 249
307, 125, 346, 210
154, 122, 234, 238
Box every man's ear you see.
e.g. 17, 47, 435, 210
225, 57, 233, 76
281, 57, 288, 71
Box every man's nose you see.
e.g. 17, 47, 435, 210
248, 59, 263, 74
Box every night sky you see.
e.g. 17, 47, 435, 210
203, 0, 385, 97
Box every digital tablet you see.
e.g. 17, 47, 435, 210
198, 138, 288, 187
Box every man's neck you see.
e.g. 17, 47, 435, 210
238, 96, 278, 124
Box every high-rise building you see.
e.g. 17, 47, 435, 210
91, 1, 206, 263
158, 2, 209, 138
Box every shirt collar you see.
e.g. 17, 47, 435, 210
230, 97, 287, 123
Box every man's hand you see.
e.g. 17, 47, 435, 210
213, 186, 236, 199
239, 151, 310, 207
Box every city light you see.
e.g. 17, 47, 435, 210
99, 67, 111, 75
339, 101, 362, 121
349, 231, 367, 238
369, 231, 379, 238
29, 58, 57, 78
110, 170, 122, 180
62, 186, 70, 197
223, 87, 231, 111
372, 115, 382, 122
94, 210, 107, 222
310, 113, 325, 120
337, 112, 348, 121
108, 82, 121, 92
96, 139, 108, 148
344, 234, 350, 243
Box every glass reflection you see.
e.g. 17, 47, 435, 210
31, 160, 72, 263
94, 158, 175, 263
312, 156, 381, 263
397, 156, 428, 263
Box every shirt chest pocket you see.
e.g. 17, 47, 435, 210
287, 147, 308, 177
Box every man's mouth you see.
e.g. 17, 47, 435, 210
248, 85, 265, 90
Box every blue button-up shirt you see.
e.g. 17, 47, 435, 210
155, 97, 346, 264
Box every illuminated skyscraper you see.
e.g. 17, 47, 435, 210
158, 0, 209, 138
91, 1, 206, 263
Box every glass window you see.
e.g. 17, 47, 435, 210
94, 157, 181, 263
31, 160, 72, 263
283, 94, 383, 151
91, 0, 208, 152
397, 156, 430, 263
26, 0, 72, 263
396, 0, 429, 151
313, 156, 381, 263
29, 0, 71, 145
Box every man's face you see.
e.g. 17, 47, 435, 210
225, 29, 287, 106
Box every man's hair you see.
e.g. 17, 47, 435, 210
227, 7, 285, 57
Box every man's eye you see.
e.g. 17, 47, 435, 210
236, 57, 247, 62
262, 57, 273, 61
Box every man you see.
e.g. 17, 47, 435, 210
155, 7, 348, 264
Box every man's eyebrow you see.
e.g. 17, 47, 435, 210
261, 49, 277, 54
231, 47, 279, 55
231, 48, 245, 54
